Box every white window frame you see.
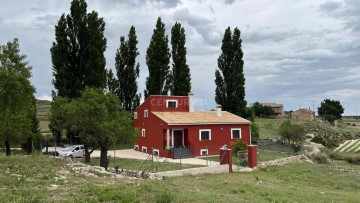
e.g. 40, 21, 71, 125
134, 145, 139, 150
142, 146, 147, 153
144, 110, 148, 118
166, 99, 178, 108
142, 129, 146, 137
134, 112, 138, 119
152, 149, 160, 156
199, 129, 211, 141
231, 128, 242, 139
200, 149, 208, 156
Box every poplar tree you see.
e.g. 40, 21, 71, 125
144, 17, 171, 98
215, 27, 247, 117
51, 0, 107, 99
115, 26, 141, 112
169, 22, 191, 96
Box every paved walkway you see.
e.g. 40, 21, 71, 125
91, 149, 220, 166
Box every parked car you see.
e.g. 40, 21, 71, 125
58, 145, 84, 158
42, 146, 63, 156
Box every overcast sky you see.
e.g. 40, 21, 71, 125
1, 0, 359, 115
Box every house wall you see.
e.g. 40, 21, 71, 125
179, 124, 251, 157
292, 109, 314, 121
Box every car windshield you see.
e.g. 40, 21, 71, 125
62, 146, 76, 152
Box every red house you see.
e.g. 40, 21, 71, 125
133, 94, 252, 159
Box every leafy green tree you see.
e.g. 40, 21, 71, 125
169, 22, 191, 96
50, 88, 137, 167
251, 102, 275, 118
144, 17, 171, 98
51, 0, 107, 99
278, 120, 305, 152
215, 27, 247, 117
0, 38, 36, 156
115, 26, 141, 112
318, 99, 344, 123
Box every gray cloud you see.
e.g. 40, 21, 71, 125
174, 8, 221, 46
319, 0, 342, 12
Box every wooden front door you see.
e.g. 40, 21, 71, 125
173, 130, 183, 147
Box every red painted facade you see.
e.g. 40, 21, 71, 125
134, 95, 252, 158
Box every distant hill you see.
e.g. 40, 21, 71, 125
36, 99, 51, 133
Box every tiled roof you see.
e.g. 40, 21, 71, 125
261, 103, 283, 108
152, 111, 251, 125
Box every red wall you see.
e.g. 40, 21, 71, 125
172, 124, 251, 157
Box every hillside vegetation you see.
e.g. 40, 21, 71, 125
257, 117, 360, 149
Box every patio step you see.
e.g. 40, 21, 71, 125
172, 147, 194, 159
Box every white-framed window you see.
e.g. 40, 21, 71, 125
144, 110, 148, 118
134, 112, 138, 119
199, 129, 211, 141
200, 149, 208, 156
142, 146, 147, 152
152, 149, 159, 156
166, 100, 178, 108
231, 128, 241, 139
134, 145, 139, 150
142, 129, 146, 137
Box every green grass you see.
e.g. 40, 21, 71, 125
87, 157, 204, 172
1, 153, 360, 202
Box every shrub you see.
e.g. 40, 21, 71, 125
231, 140, 248, 156
328, 151, 345, 160
309, 153, 330, 164
251, 121, 260, 144
346, 155, 360, 165
278, 120, 305, 152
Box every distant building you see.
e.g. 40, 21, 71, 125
292, 108, 315, 121
261, 103, 284, 117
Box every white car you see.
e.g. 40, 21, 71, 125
58, 145, 84, 158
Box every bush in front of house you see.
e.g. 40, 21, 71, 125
231, 140, 248, 156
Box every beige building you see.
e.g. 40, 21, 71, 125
292, 109, 315, 121
261, 103, 284, 117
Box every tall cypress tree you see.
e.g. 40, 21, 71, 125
115, 26, 141, 112
215, 27, 247, 117
51, 0, 107, 99
169, 22, 191, 96
144, 17, 171, 98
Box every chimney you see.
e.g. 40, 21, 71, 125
188, 92, 194, 112
216, 104, 222, 117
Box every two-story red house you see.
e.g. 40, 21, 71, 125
133, 93, 252, 159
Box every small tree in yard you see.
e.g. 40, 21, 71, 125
278, 120, 305, 152
318, 99, 344, 124
231, 140, 248, 156
51, 88, 137, 169
251, 122, 260, 144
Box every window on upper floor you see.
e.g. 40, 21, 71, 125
166, 100, 178, 108
144, 110, 148, 118
231, 128, 241, 139
134, 112, 138, 119
199, 129, 211, 141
